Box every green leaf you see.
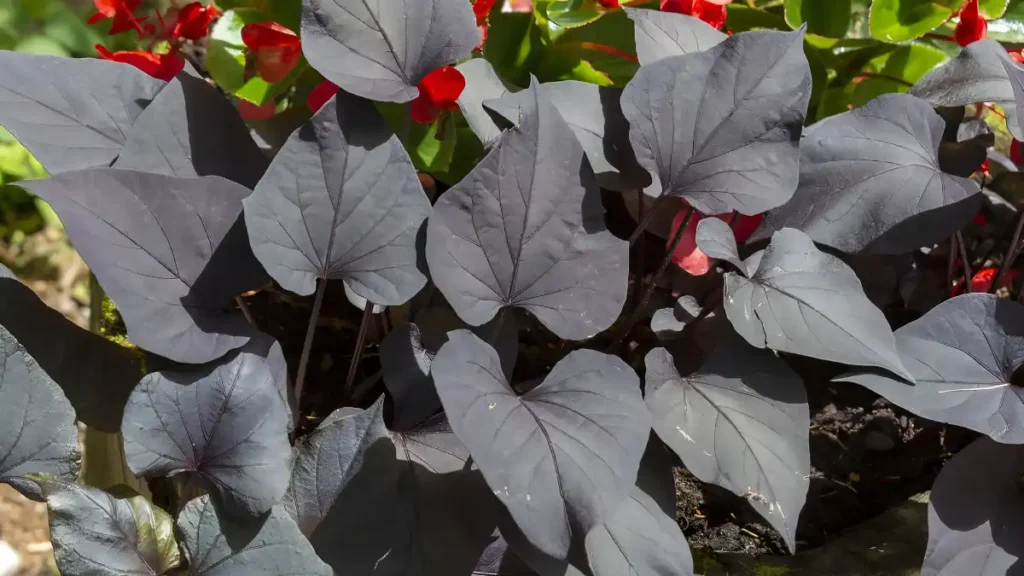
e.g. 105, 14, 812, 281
214, 0, 302, 31
433, 115, 485, 186
785, 0, 852, 37
726, 4, 791, 32
207, 9, 263, 93
483, 10, 540, 86
979, 0, 1009, 18
869, 0, 963, 42
43, 7, 106, 56
13, 35, 68, 56
377, 103, 457, 173
236, 59, 308, 105
550, 7, 639, 85
547, 0, 607, 29
852, 43, 947, 106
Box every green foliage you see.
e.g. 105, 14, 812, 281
869, 0, 963, 42
786, 0, 852, 37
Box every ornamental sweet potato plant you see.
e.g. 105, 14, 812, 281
3, 0, 1024, 575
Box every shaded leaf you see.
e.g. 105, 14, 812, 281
177, 495, 333, 575
1002, 56, 1024, 144
584, 487, 694, 576
755, 93, 980, 254
426, 80, 628, 340
22, 169, 268, 364
432, 330, 651, 559
724, 228, 912, 380
922, 437, 1024, 575
650, 295, 703, 339
621, 29, 810, 215
473, 535, 538, 575
0, 325, 79, 500
910, 40, 1023, 140
784, 0, 850, 38
644, 333, 809, 552
300, 0, 479, 102
122, 337, 292, 519
114, 73, 269, 189
850, 44, 948, 109
44, 481, 180, 576
869, 0, 958, 43
0, 51, 164, 174
455, 58, 511, 149
624, 7, 726, 66
839, 294, 1024, 444
244, 91, 430, 304
0, 263, 142, 433
483, 80, 648, 192
695, 218, 744, 273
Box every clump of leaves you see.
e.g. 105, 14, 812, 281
2, 1, 1024, 575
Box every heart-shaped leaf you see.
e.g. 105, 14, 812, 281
113, 73, 269, 189
695, 218, 745, 273
755, 93, 981, 254
910, 40, 1023, 140
22, 169, 268, 364
432, 330, 651, 559
300, 0, 479, 103
0, 325, 80, 500
455, 58, 512, 149
43, 481, 181, 576
839, 294, 1024, 444
426, 80, 628, 341
644, 332, 809, 552
1002, 56, 1024, 144
0, 51, 164, 174
922, 437, 1024, 576
621, 28, 810, 214
483, 80, 648, 192
244, 91, 431, 304
584, 487, 694, 576
121, 337, 292, 519
0, 263, 142, 433
724, 228, 912, 380
289, 400, 496, 575
177, 495, 333, 575
623, 7, 726, 65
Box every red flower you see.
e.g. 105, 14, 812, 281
95, 45, 184, 81
242, 22, 302, 83
952, 267, 1018, 295
411, 66, 466, 124
308, 80, 339, 113
1012, 138, 1022, 165
473, 0, 497, 50
171, 2, 220, 41
238, 99, 276, 121
1011, 50, 1024, 65
660, 0, 732, 31
668, 203, 761, 276
88, 0, 146, 36
599, 0, 619, 8
954, 0, 987, 47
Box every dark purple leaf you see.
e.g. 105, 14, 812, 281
244, 91, 430, 305
0, 263, 142, 433
426, 80, 628, 341
22, 169, 268, 364
0, 51, 163, 174
456, 59, 511, 149
177, 495, 333, 575
644, 331, 809, 552
624, 6, 726, 65
300, 0, 479, 103
922, 437, 1024, 575
695, 218, 744, 272
839, 294, 1024, 443
473, 536, 538, 575
0, 326, 80, 500
724, 228, 912, 380
621, 29, 810, 215
755, 93, 980, 254
121, 337, 292, 519
432, 330, 651, 559
114, 73, 269, 189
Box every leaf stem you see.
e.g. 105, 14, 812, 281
630, 189, 647, 310
956, 231, 972, 293
993, 209, 1024, 294
853, 72, 915, 87
294, 278, 328, 410
628, 194, 666, 246
344, 300, 375, 400
235, 296, 255, 325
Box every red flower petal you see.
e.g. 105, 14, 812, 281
1011, 50, 1024, 65
307, 80, 339, 112
242, 22, 300, 51
954, 0, 987, 47
95, 44, 184, 81
1012, 138, 1022, 165
731, 212, 763, 244
660, 0, 731, 30
238, 99, 276, 121
411, 96, 443, 124
254, 47, 301, 83
474, 0, 497, 51
172, 2, 220, 41
668, 207, 714, 276
598, 0, 619, 8
411, 66, 465, 123
969, 267, 1018, 293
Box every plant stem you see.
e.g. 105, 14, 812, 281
630, 189, 647, 310
993, 210, 1024, 294
946, 237, 957, 295
88, 272, 103, 334
294, 278, 328, 410
956, 231, 972, 293
235, 296, 255, 325
853, 72, 914, 87
628, 194, 667, 246
344, 301, 375, 400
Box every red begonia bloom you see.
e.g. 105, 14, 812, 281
410, 66, 466, 124
242, 22, 302, 83
1011, 50, 1024, 65
171, 2, 220, 41
599, 0, 619, 8
95, 45, 184, 81
238, 99, 276, 121
668, 203, 762, 276
88, 0, 146, 36
473, 0, 497, 50
954, 0, 987, 47
308, 80, 339, 113
1012, 139, 1022, 165
660, 0, 732, 31
952, 267, 1018, 295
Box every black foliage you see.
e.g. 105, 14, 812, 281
0, 4, 1021, 575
